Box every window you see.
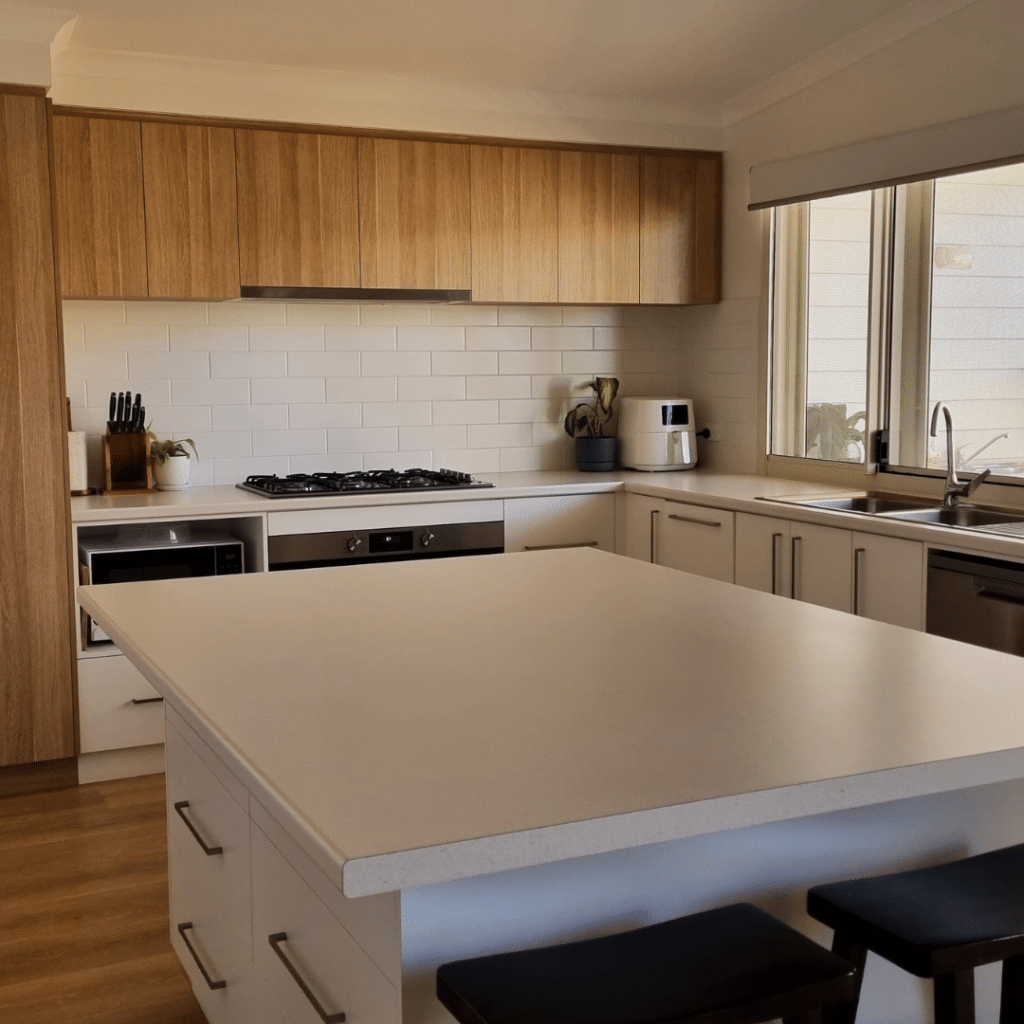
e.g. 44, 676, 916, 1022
770, 161, 1024, 483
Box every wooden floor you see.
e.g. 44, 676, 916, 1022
0, 773, 206, 1024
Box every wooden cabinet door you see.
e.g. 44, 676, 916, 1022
640, 153, 721, 304
358, 137, 471, 289
52, 114, 148, 298
142, 122, 240, 299
236, 128, 360, 288
0, 91, 76, 766
470, 145, 557, 303
852, 532, 924, 630
558, 151, 639, 303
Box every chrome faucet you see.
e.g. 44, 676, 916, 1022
930, 401, 991, 507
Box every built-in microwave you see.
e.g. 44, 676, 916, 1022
79, 525, 244, 643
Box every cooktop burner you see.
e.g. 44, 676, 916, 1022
237, 468, 495, 497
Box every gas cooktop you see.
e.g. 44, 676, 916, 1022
237, 468, 495, 498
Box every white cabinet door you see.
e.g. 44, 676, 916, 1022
77, 654, 165, 752
735, 513, 791, 596
852, 531, 925, 630
503, 494, 615, 553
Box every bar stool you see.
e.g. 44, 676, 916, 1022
437, 901, 857, 1024
807, 843, 1024, 1024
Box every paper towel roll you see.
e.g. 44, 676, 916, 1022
68, 431, 90, 493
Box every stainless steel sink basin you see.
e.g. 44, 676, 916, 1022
885, 506, 1024, 532
795, 495, 934, 515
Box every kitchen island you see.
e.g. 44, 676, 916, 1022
79, 548, 1024, 1024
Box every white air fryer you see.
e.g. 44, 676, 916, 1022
618, 398, 698, 471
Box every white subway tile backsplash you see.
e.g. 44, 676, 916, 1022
326, 377, 398, 403
253, 429, 326, 457
170, 326, 248, 352
363, 402, 431, 427
211, 352, 287, 378
468, 423, 532, 448
498, 351, 560, 375
208, 302, 286, 325
326, 326, 397, 351
466, 326, 530, 351
125, 301, 208, 326
430, 305, 498, 326
213, 404, 288, 432
85, 325, 169, 352
286, 303, 360, 326
288, 351, 361, 378
362, 351, 432, 376
328, 427, 399, 454
62, 300, 689, 484
397, 326, 465, 351
432, 351, 498, 376
250, 326, 325, 352
251, 377, 326, 405
466, 375, 531, 400
289, 403, 361, 429
531, 327, 592, 351
172, 378, 250, 406
399, 376, 465, 401
432, 400, 498, 425
498, 306, 562, 326
399, 425, 466, 450
129, 352, 209, 379
360, 303, 431, 326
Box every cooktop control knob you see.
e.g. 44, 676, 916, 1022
347, 536, 363, 552
421, 530, 436, 548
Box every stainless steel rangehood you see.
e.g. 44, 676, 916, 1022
239, 285, 473, 302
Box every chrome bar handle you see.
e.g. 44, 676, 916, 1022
651, 509, 660, 564
667, 513, 722, 527
523, 541, 599, 551
791, 536, 802, 600
131, 696, 163, 704
771, 532, 783, 595
177, 922, 227, 990
853, 547, 866, 615
269, 932, 346, 1023
173, 801, 223, 856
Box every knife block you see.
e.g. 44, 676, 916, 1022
101, 433, 157, 495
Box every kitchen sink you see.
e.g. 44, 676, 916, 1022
796, 495, 934, 515
885, 505, 1024, 534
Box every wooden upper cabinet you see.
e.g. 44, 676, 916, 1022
235, 128, 360, 288
557, 151, 640, 304
142, 122, 240, 299
359, 138, 471, 290
640, 153, 721, 305
53, 115, 148, 298
0, 90, 76, 766
470, 145, 557, 303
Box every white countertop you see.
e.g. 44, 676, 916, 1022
79, 548, 1024, 897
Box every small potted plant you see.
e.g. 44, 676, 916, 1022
147, 428, 198, 491
563, 377, 619, 472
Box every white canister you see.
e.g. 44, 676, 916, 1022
68, 431, 91, 494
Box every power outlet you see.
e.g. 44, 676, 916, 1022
703, 422, 722, 441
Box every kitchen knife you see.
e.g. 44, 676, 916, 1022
108, 392, 117, 434
115, 392, 125, 433
130, 393, 142, 432
124, 392, 132, 431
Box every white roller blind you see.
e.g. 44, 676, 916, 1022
749, 103, 1024, 210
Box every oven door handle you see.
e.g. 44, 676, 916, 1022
976, 583, 1024, 606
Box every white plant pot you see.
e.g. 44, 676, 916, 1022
153, 454, 191, 491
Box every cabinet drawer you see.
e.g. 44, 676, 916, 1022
77, 654, 165, 753
166, 719, 252, 954
252, 825, 400, 1024
503, 494, 615, 553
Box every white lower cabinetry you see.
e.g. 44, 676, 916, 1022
78, 654, 165, 753
623, 493, 735, 582
734, 513, 925, 630
503, 494, 615, 553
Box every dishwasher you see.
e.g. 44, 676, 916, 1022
927, 550, 1024, 656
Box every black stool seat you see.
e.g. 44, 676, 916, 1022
807, 843, 1024, 1024
437, 902, 857, 1024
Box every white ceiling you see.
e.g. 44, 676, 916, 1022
27, 0, 977, 120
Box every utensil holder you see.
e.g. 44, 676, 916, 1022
102, 433, 157, 495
